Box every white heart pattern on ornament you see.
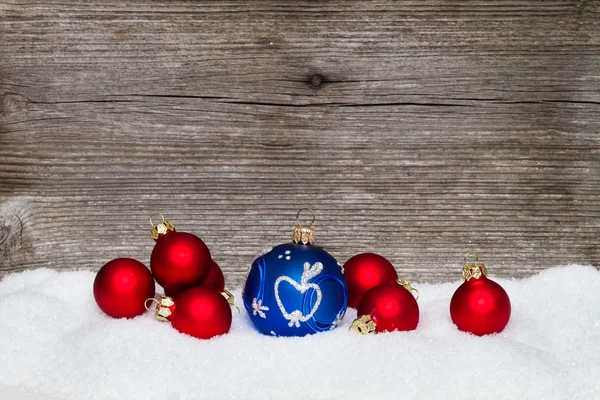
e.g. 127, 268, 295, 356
274, 262, 323, 327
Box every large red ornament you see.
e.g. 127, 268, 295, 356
450, 252, 511, 336
93, 258, 155, 318
149, 214, 212, 298
201, 260, 225, 292
343, 253, 398, 308
147, 287, 232, 339
351, 280, 419, 334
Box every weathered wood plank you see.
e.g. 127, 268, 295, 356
1, 1, 599, 285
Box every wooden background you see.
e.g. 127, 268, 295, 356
1, 1, 599, 286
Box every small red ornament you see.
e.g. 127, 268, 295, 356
343, 253, 398, 308
201, 260, 225, 292
93, 258, 155, 318
450, 252, 511, 336
351, 279, 419, 334
149, 213, 212, 298
146, 287, 232, 339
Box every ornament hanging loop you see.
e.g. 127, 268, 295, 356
144, 296, 175, 322
149, 212, 165, 227
144, 298, 159, 312
296, 208, 316, 227
464, 251, 479, 265
293, 208, 316, 245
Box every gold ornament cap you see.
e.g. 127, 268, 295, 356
292, 208, 316, 245
396, 279, 419, 300
350, 314, 377, 335
462, 251, 488, 281
221, 290, 240, 313
150, 212, 176, 240
144, 296, 176, 322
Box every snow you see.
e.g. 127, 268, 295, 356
0, 265, 599, 400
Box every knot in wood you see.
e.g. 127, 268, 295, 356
310, 74, 323, 87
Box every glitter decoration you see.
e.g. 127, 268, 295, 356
251, 298, 269, 318
274, 262, 324, 327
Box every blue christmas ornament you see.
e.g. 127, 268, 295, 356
242, 209, 347, 337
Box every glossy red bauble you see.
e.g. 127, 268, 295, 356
150, 232, 212, 298
201, 260, 225, 292
357, 282, 419, 332
343, 253, 398, 308
450, 275, 511, 336
93, 258, 155, 318
170, 287, 232, 339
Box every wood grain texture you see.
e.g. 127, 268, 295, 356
1, 1, 599, 286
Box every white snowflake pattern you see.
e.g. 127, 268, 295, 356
251, 298, 269, 318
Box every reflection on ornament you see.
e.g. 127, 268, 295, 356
274, 262, 324, 327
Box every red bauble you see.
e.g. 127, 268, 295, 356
93, 258, 155, 318
201, 260, 225, 292
357, 282, 419, 332
170, 287, 232, 339
343, 253, 398, 308
450, 274, 511, 336
151, 232, 212, 298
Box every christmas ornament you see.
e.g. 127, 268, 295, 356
350, 279, 419, 334
146, 287, 232, 339
93, 258, 155, 319
149, 213, 212, 298
343, 252, 398, 308
450, 252, 511, 336
242, 208, 348, 336
202, 260, 225, 292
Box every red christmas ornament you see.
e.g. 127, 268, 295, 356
351, 280, 419, 334
149, 214, 212, 298
343, 253, 398, 308
450, 252, 511, 336
202, 260, 225, 292
93, 258, 155, 318
146, 287, 232, 340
